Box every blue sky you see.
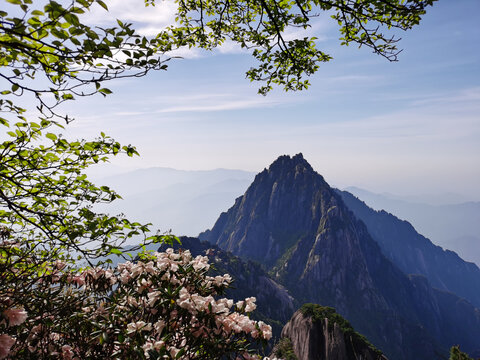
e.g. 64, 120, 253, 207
59, 0, 480, 199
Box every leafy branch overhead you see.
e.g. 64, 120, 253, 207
1, 0, 437, 122
1, 0, 170, 121
166, 0, 436, 94
0, 116, 177, 267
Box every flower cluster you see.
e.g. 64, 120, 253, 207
1, 248, 274, 359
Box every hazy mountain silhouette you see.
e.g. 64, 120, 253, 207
93, 167, 255, 236
345, 187, 480, 266
338, 189, 480, 308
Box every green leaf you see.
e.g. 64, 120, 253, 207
96, 0, 108, 10
0, 118, 9, 127
176, 348, 186, 359
98, 88, 112, 95
45, 133, 57, 141
109, 248, 122, 255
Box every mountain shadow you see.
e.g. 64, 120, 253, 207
337, 189, 480, 308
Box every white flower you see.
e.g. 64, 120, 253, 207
154, 320, 166, 334
245, 297, 257, 312
127, 321, 152, 334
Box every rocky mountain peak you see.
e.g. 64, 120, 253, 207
200, 154, 336, 268
266, 153, 312, 173
257, 153, 324, 186
274, 304, 387, 360
199, 154, 480, 360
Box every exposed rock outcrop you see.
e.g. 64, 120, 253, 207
276, 304, 387, 360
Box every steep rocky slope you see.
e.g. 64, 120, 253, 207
275, 304, 387, 360
200, 154, 480, 360
337, 189, 480, 308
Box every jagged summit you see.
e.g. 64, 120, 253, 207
266, 153, 312, 171
257, 153, 322, 183
200, 153, 335, 267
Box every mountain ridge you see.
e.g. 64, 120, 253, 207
337, 189, 480, 308
199, 154, 480, 360
344, 186, 480, 265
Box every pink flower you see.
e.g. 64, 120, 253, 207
0, 334, 15, 359
119, 270, 131, 284
245, 297, 257, 312
258, 321, 272, 340
61, 345, 74, 360
127, 321, 152, 334
192, 255, 209, 271
236, 300, 245, 310
54, 260, 67, 270
169, 346, 180, 358
3, 307, 27, 327
69, 274, 85, 287
154, 320, 166, 334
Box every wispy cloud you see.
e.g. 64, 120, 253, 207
150, 93, 283, 113
323, 74, 383, 83
305, 87, 480, 141
410, 87, 480, 107
282, 16, 332, 42
157, 99, 276, 113
85, 0, 177, 32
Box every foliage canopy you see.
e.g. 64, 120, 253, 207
1, 0, 437, 118
449, 346, 474, 360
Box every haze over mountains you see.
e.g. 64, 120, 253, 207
100, 154, 480, 358
93, 167, 255, 236
345, 187, 480, 265
337, 190, 480, 309
95, 163, 480, 267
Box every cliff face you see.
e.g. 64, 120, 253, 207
201, 154, 329, 268
200, 154, 480, 360
277, 305, 387, 360
337, 189, 480, 308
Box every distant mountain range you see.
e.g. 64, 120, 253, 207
199, 154, 480, 360
345, 187, 480, 265
337, 190, 480, 309
93, 167, 255, 236
93, 165, 480, 268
